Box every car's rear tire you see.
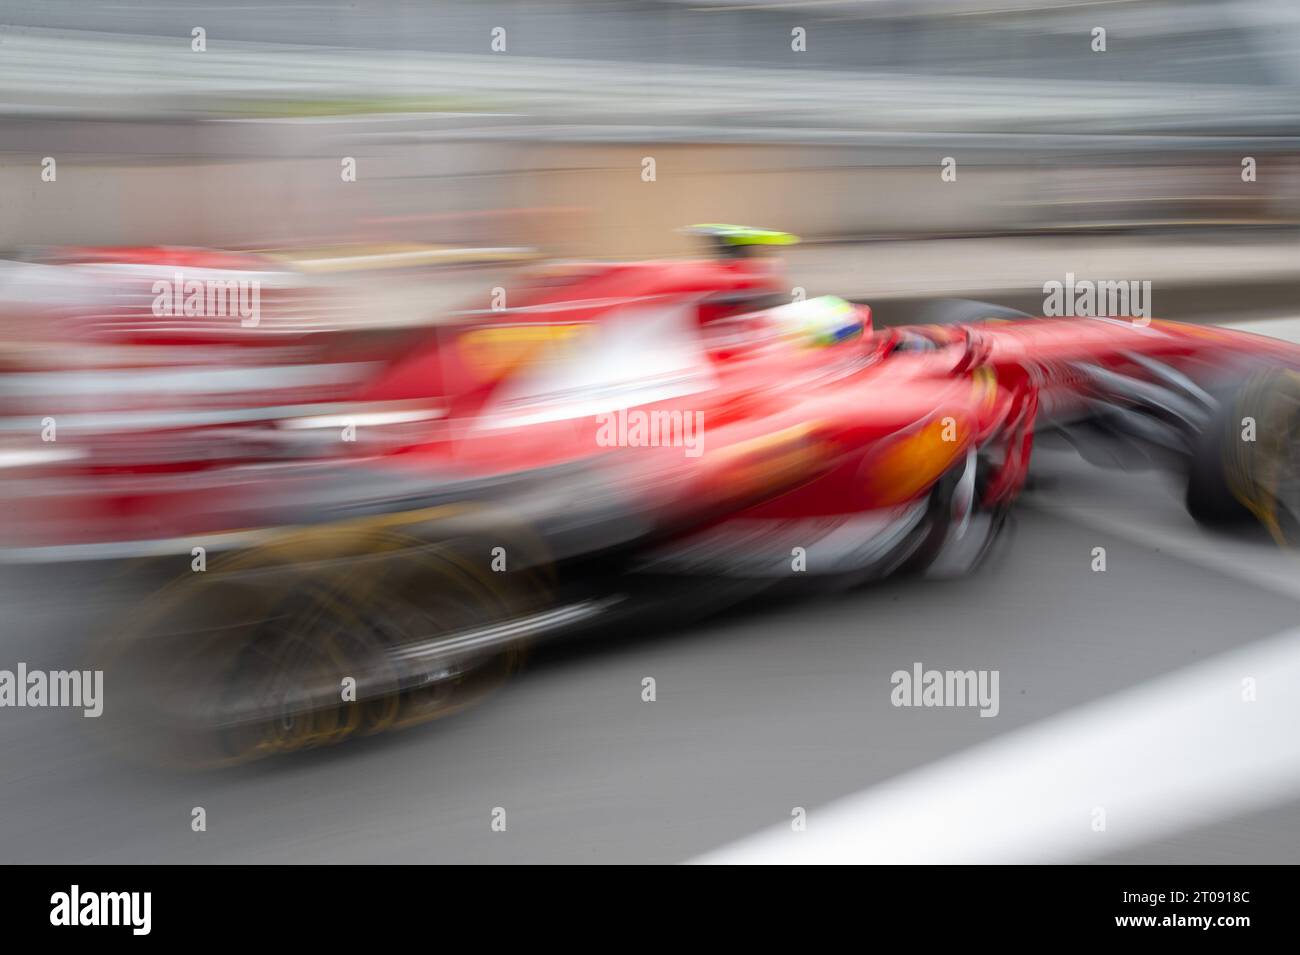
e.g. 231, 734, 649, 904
100, 510, 552, 768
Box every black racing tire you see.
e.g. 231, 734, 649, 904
1186, 389, 1255, 528
914, 298, 1035, 327
1186, 369, 1300, 542
99, 509, 552, 768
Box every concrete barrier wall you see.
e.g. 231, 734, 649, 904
2, 138, 1296, 257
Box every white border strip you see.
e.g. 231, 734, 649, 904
693, 625, 1300, 864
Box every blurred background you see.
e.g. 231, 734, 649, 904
2, 0, 1300, 307
3, 0, 1300, 864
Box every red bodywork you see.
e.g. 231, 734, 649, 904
1, 248, 1295, 563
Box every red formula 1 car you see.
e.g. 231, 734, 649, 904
3, 227, 1298, 765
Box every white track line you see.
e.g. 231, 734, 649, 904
693, 624, 1300, 864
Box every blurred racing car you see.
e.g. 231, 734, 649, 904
3, 226, 1297, 765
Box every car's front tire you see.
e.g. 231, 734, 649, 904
1186, 369, 1300, 544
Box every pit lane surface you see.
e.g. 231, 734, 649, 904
4, 324, 1300, 864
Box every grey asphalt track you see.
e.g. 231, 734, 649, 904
1, 444, 1298, 863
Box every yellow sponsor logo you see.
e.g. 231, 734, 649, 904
458, 323, 590, 381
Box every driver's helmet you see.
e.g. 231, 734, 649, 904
765, 295, 868, 347
684, 224, 799, 259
